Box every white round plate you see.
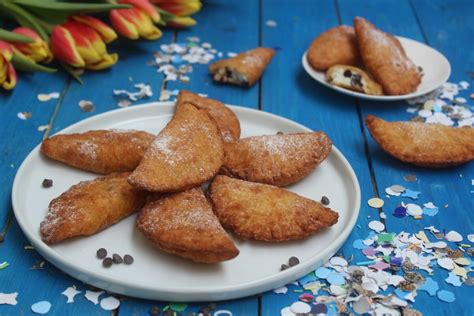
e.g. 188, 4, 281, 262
302, 36, 451, 101
12, 103, 360, 302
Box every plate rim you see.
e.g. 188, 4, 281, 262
12, 102, 361, 301
302, 36, 451, 101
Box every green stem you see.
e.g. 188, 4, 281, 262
0, 28, 34, 43
0, 1, 49, 40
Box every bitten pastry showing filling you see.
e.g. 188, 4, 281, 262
326, 65, 383, 96
213, 66, 249, 85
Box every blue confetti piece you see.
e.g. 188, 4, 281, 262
393, 206, 407, 218
315, 267, 332, 279
422, 206, 439, 216
298, 272, 317, 285
445, 272, 463, 286
419, 277, 439, 296
401, 189, 421, 200
433, 104, 443, 112
326, 271, 345, 285
352, 239, 367, 250
394, 289, 411, 300
367, 231, 377, 238
31, 301, 51, 315
326, 303, 338, 315
437, 290, 456, 303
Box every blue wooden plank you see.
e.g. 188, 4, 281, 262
258, 0, 381, 314
165, 0, 260, 109
338, 0, 473, 314
120, 0, 261, 314
0, 72, 68, 231
0, 219, 110, 315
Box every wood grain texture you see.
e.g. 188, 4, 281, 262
338, 0, 474, 314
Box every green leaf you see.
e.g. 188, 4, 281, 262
11, 0, 131, 14
0, 29, 34, 43
11, 51, 57, 73
0, 1, 49, 40
61, 63, 83, 84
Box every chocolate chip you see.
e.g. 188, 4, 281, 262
289, 256, 300, 267
113, 254, 123, 264
42, 179, 53, 188
102, 257, 113, 268
281, 264, 289, 271
351, 73, 363, 88
276, 131, 284, 135
321, 196, 330, 206
343, 70, 352, 77
123, 254, 134, 265
96, 248, 107, 259
149, 306, 161, 316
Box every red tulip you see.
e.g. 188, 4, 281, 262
110, 3, 162, 40
165, 16, 196, 28
51, 17, 118, 70
11, 27, 53, 63
151, 0, 201, 17
0, 41, 17, 90
71, 15, 118, 44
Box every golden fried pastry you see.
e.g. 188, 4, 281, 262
128, 103, 224, 192
209, 47, 275, 87
176, 90, 241, 142
41, 130, 155, 174
221, 132, 332, 186
326, 65, 383, 95
307, 25, 361, 71
354, 17, 421, 95
365, 115, 474, 167
136, 188, 239, 263
40, 173, 146, 244
209, 176, 339, 242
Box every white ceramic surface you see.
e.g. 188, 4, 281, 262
302, 36, 451, 101
12, 103, 361, 302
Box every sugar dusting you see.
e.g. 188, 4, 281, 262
78, 142, 98, 160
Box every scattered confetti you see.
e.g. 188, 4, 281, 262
445, 230, 463, 242
437, 290, 456, 303
0, 261, 9, 270
393, 206, 407, 218
169, 302, 188, 312
437, 257, 454, 270
113, 83, 153, 105
214, 310, 232, 316
266, 19, 277, 27
273, 286, 288, 294
79, 100, 95, 113
37, 124, 49, 132
406, 204, 423, 217
467, 234, 474, 243
290, 301, 311, 313
445, 272, 463, 286
37, 92, 60, 102
100, 296, 120, 310
62, 286, 81, 303
404, 174, 417, 182
368, 197, 384, 208
17, 112, 32, 120
85, 290, 104, 305
368, 220, 385, 232
31, 301, 51, 314
401, 189, 421, 200
418, 277, 438, 296
0, 292, 18, 305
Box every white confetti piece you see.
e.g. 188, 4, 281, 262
38, 92, 60, 102
214, 310, 232, 316
84, 290, 104, 305
368, 220, 385, 232
406, 203, 422, 216
273, 286, 288, 294
467, 234, 474, 243
31, 301, 51, 314
329, 256, 348, 267
100, 296, 120, 310
113, 83, 152, 102
353, 296, 370, 314
17, 111, 32, 120
78, 100, 95, 113
62, 286, 81, 303
266, 20, 277, 27
437, 257, 454, 270
445, 230, 463, 242
280, 306, 295, 316
37, 124, 49, 132
0, 292, 18, 305
290, 301, 310, 313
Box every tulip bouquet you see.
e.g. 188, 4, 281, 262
0, 0, 202, 90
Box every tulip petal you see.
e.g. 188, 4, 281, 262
71, 15, 118, 44
122, 8, 162, 40
64, 21, 104, 64
155, 1, 201, 16
0, 41, 13, 61
2, 62, 17, 90
50, 26, 85, 68
119, 0, 161, 23
12, 27, 53, 63
110, 9, 139, 39
85, 53, 118, 70
166, 16, 196, 27
12, 27, 41, 41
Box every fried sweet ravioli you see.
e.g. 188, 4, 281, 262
41, 130, 155, 174
136, 188, 239, 263
365, 115, 474, 167
128, 103, 224, 192
209, 176, 339, 242
40, 173, 146, 244
176, 90, 241, 142
221, 132, 332, 186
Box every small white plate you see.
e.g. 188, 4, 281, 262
12, 103, 361, 302
302, 36, 451, 101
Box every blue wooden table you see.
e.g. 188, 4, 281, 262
1, 0, 473, 315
